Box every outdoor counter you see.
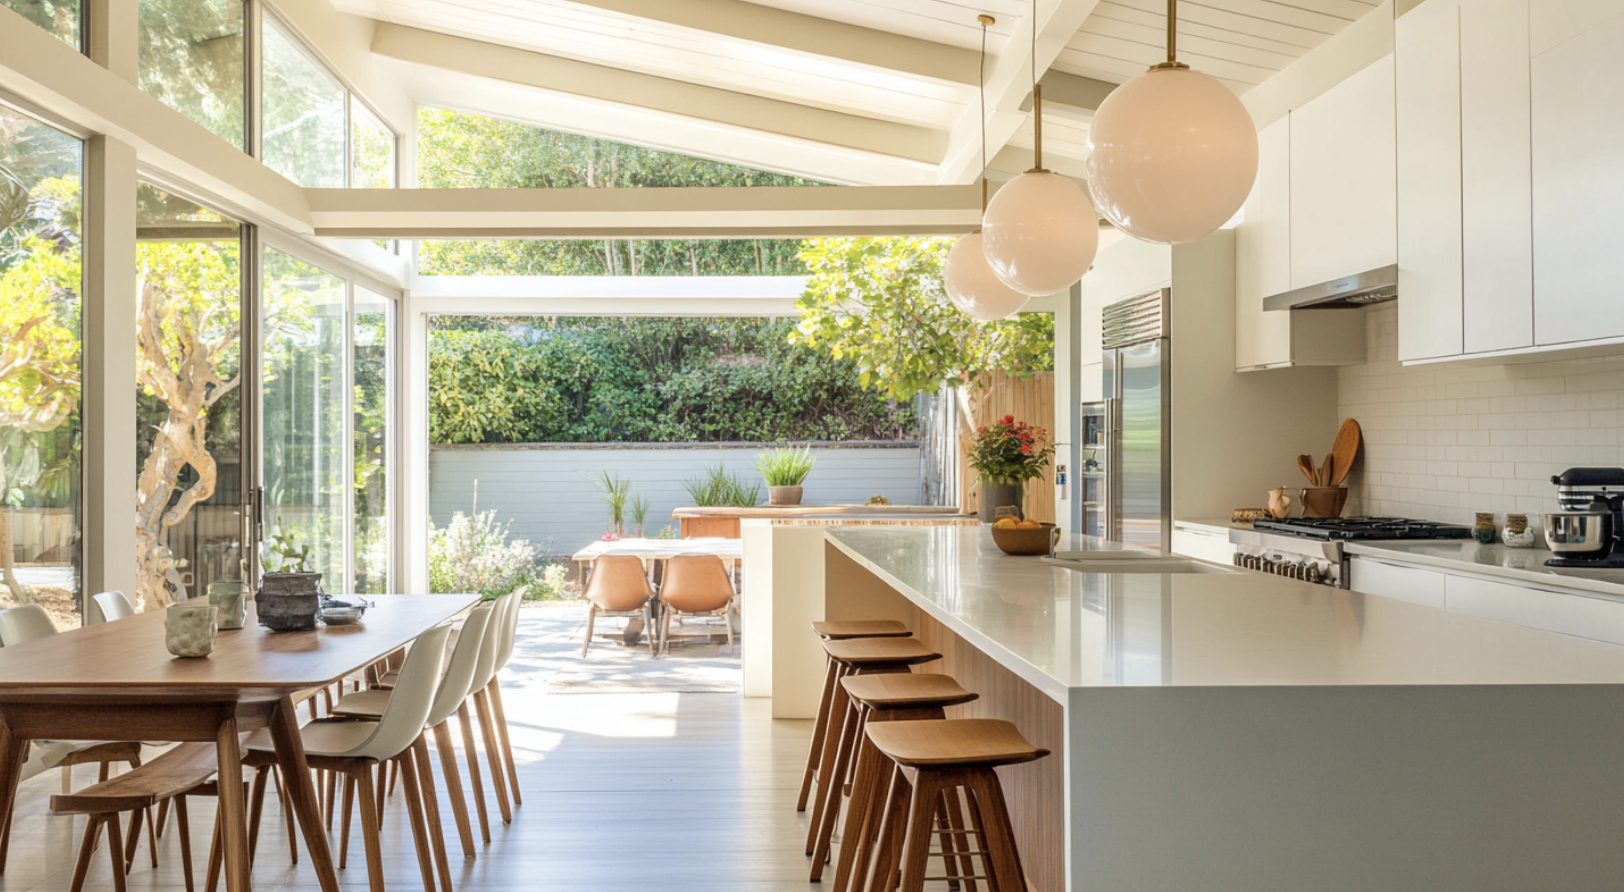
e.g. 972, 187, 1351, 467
817, 524, 1624, 892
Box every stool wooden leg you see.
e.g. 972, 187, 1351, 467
897, 771, 948, 892
810, 698, 864, 877
968, 771, 1027, 892
865, 766, 911, 892
938, 789, 976, 892
797, 659, 839, 812
806, 672, 855, 854
830, 736, 885, 892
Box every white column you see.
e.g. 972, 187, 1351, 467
399, 293, 429, 593
82, 135, 138, 599
85, 0, 138, 82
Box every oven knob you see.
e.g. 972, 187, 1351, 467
1233, 553, 1245, 567
1307, 565, 1322, 584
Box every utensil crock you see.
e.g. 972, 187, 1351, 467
1299, 487, 1348, 519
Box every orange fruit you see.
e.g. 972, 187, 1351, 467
1017, 520, 1042, 530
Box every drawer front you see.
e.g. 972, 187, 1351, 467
1445, 574, 1624, 647
1170, 529, 1236, 565
1349, 558, 1447, 608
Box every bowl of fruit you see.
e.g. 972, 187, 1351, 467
989, 516, 1060, 556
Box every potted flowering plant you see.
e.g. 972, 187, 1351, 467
968, 415, 1054, 523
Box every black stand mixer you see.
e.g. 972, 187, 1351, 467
1545, 467, 1624, 568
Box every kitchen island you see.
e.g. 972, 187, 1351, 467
823, 525, 1624, 892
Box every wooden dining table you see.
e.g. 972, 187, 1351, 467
0, 594, 478, 892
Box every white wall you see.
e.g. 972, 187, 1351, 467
429, 443, 925, 556
1339, 306, 1624, 523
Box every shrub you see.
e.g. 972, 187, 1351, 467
428, 509, 546, 598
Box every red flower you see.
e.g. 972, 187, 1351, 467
1002, 415, 1015, 424
1020, 444, 1032, 454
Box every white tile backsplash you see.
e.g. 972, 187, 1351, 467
1338, 305, 1624, 524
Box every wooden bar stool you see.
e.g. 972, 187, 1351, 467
803, 637, 941, 861
816, 674, 978, 889
797, 621, 913, 813
864, 720, 1050, 892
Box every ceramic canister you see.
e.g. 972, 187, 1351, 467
208, 581, 249, 630
1473, 513, 1498, 544
165, 602, 219, 658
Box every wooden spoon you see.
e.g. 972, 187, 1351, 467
1297, 454, 1318, 486
1317, 454, 1334, 488
1330, 418, 1362, 487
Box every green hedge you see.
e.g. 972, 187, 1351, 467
428, 317, 917, 444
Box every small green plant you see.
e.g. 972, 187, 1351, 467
586, 471, 633, 532
629, 494, 652, 536
682, 464, 760, 507
652, 524, 679, 539
262, 519, 313, 574
757, 446, 816, 487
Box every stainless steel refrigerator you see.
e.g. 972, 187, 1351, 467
1097, 288, 1171, 550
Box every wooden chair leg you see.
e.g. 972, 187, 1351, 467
473, 689, 512, 824
175, 796, 194, 892
387, 758, 400, 798
412, 733, 455, 892
432, 720, 476, 859
68, 816, 100, 892
797, 658, 838, 812
661, 608, 675, 656
395, 752, 438, 892
204, 816, 221, 892
273, 767, 299, 865
104, 808, 129, 892
354, 764, 388, 892
339, 773, 355, 869
581, 604, 596, 657
123, 806, 144, 875
488, 680, 521, 808
457, 702, 491, 843
155, 798, 169, 839
376, 763, 388, 826
247, 766, 268, 863
323, 768, 337, 831
723, 604, 735, 656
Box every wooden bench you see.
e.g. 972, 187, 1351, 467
51, 742, 218, 892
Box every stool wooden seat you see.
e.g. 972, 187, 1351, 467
811, 620, 911, 641
815, 675, 978, 889
802, 638, 942, 859
796, 624, 917, 813
865, 720, 1050, 892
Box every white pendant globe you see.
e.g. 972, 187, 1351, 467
1085, 66, 1258, 245
944, 231, 1031, 320
981, 171, 1100, 296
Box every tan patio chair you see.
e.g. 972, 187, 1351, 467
581, 555, 655, 657
658, 555, 735, 656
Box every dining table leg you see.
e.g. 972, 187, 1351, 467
267, 696, 340, 892
0, 714, 22, 875
214, 716, 251, 892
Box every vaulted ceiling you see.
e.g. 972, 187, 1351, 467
332, 0, 1383, 185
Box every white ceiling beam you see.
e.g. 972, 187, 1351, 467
541, 0, 981, 86
371, 24, 947, 166
0, 4, 311, 233
1021, 70, 1116, 115
936, 0, 1107, 185
306, 185, 982, 238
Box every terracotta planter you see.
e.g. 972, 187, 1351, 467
978, 481, 1024, 524
768, 485, 804, 507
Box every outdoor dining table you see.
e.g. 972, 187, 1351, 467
0, 593, 478, 892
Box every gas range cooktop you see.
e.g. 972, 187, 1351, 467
1250, 516, 1474, 541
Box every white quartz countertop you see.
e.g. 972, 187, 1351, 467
1347, 539, 1624, 598
825, 525, 1624, 702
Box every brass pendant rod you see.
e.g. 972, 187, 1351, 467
1167, 0, 1177, 65
1033, 83, 1044, 171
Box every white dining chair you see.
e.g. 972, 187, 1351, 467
86, 591, 136, 625
246, 621, 452, 892
327, 601, 497, 877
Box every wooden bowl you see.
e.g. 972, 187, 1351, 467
989, 522, 1059, 556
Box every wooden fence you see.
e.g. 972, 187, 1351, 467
957, 370, 1057, 523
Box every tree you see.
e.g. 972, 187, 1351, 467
415, 107, 820, 276
790, 237, 1054, 403
134, 240, 240, 609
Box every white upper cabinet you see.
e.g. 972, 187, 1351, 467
1235, 118, 1292, 370
1396, 0, 1463, 362
1289, 55, 1397, 289
1531, 7, 1624, 345
1461, 0, 1533, 354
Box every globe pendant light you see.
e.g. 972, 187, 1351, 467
981, 3, 1100, 296
944, 16, 1032, 321
1084, 0, 1258, 245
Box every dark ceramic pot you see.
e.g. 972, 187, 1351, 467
258, 572, 322, 632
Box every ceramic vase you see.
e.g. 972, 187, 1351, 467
979, 480, 1024, 524
165, 603, 218, 658
208, 581, 249, 630
1473, 513, 1498, 544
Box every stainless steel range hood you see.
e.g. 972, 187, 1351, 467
1263, 264, 1398, 311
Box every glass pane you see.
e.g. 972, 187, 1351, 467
135, 185, 245, 609
350, 99, 394, 189
261, 248, 345, 591
0, 105, 82, 629
262, 18, 346, 188
353, 289, 388, 594
138, 0, 245, 151
2, 0, 80, 47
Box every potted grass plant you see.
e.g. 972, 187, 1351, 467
758, 446, 816, 507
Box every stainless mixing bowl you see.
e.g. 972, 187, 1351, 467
1544, 511, 1612, 553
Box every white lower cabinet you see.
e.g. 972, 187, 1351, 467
1170, 527, 1236, 565
1349, 558, 1446, 609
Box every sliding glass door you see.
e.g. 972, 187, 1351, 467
353, 289, 390, 593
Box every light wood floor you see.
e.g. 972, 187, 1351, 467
0, 636, 821, 891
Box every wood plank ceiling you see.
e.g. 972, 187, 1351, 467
332, 0, 1383, 184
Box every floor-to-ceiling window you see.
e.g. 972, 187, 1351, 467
353, 288, 389, 593
0, 104, 82, 629
2, 0, 80, 48
261, 247, 345, 591
137, 0, 247, 151
262, 15, 345, 188
134, 185, 245, 609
